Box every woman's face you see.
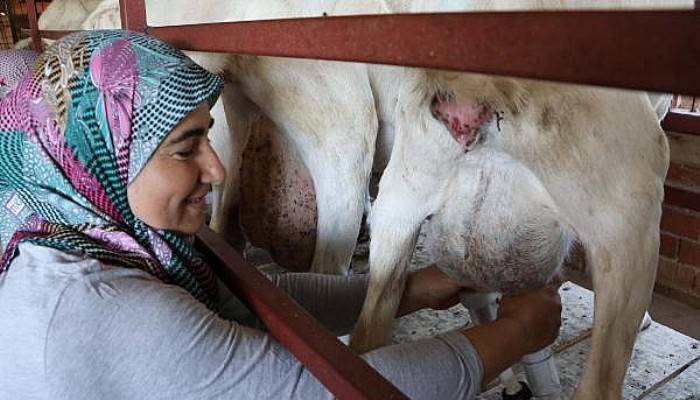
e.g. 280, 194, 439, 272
127, 103, 225, 234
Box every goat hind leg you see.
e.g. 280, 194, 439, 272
574, 242, 657, 399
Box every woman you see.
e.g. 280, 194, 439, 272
0, 48, 38, 98
0, 30, 560, 399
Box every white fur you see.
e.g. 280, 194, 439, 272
38, 0, 104, 30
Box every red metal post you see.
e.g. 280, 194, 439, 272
195, 227, 407, 400
149, 11, 700, 96
119, 0, 147, 32
25, 0, 42, 52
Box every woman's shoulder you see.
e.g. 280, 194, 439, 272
11, 242, 156, 279
7, 242, 169, 300
14, 241, 103, 267
7, 242, 211, 325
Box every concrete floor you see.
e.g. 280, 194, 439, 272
392, 282, 700, 400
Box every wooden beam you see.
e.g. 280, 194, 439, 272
3, 0, 19, 43
119, 0, 146, 32
195, 227, 408, 400
25, 0, 41, 52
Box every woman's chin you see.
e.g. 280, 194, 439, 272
178, 219, 206, 235
169, 212, 206, 235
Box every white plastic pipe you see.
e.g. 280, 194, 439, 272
521, 347, 561, 400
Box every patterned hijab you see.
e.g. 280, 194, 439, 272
0, 49, 38, 99
0, 30, 224, 309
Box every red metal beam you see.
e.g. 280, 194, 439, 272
25, 0, 42, 52
119, 0, 146, 32
195, 227, 407, 400
662, 111, 700, 136
32, 11, 700, 95
147, 10, 700, 96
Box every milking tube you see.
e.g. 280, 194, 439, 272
459, 291, 562, 400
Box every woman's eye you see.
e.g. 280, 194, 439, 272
174, 149, 195, 158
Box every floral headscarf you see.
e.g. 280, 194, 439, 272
0, 49, 38, 99
0, 30, 224, 309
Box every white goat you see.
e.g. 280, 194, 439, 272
352, 3, 685, 400
356, 67, 670, 400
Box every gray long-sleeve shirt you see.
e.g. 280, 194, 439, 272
0, 242, 482, 399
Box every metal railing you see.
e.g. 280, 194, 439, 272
663, 95, 700, 136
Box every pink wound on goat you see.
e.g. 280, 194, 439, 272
431, 97, 493, 150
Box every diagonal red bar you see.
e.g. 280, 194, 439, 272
195, 227, 407, 400
147, 10, 700, 96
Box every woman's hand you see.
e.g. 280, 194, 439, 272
460, 286, 562, 386
497, 285, 563, 354
397, 265, 464, 316
394, 266, 562, 386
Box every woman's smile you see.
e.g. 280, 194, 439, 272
185, 192, 208, 210
128, 103, 226, 234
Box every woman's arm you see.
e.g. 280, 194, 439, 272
265, 272, 369, 335
46, 271, 483, 400
395, 271, 563, 388
261, 264, 463, 335
219, 265, 561, 390
396, 264, 464, 316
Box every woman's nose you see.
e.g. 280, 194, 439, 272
201, 143, 226, 185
